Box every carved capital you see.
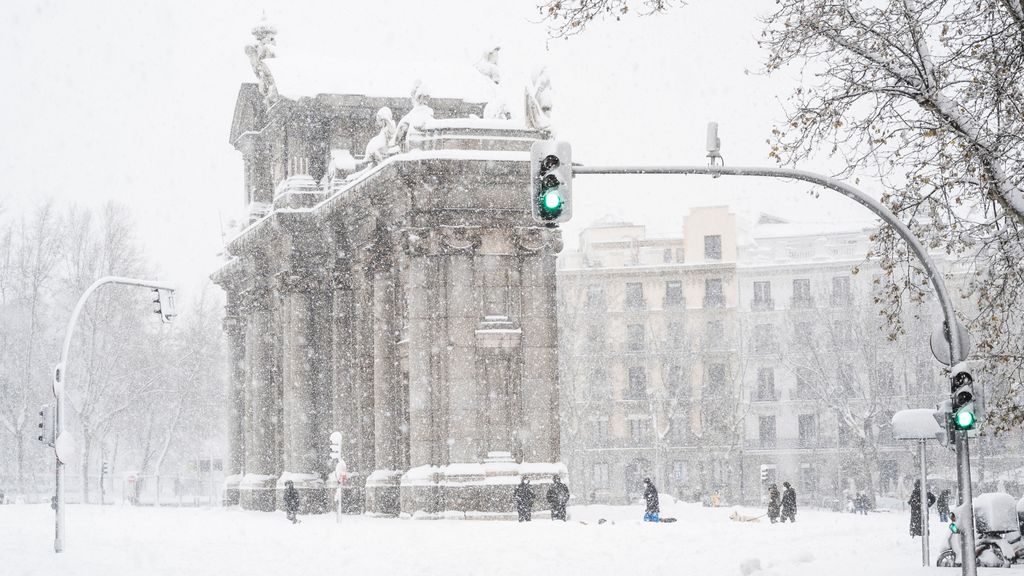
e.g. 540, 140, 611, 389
273, 269, 330, 294
512, 226, 562, 254
398, 227, 432, 257
223, 315, 247, 336
438, 225, 482, 256
238, 285, 272, 315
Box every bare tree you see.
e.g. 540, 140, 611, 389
760, 0, 1024, 430
540, 0, 684, 37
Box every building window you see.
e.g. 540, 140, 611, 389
585, 325, 603, 352
585, 285, 606, 309
592, 418, 609, 444
629, 417, 651, 443
704, 235, 722, 260
801, 464, 817, 493
753, 323, 774, 353
798, 414, 817, 448
793, 321, 814, 344
756, 368, 776, 401
627, 367, 647, 399
707, 363, 727, 388
705, 320, 725, 348
666, 364, 687, 397
664, 281, 684, 307
675, 247, 685, 263
831, 276, 852, 306
872, 361, 894, 391
832, 319, 853, 345
837, 420, 851, 447
795, 368, 814, 399
752, 281, 773, 310
792, 278, 813, 308
625, 282, 645, 309
667, 321, 684, 348
704, 278, 725, 308
588, 367, 610, 397
759, 416, 777, 448
670, 461, 688, 484
838, 363, 856, 397
592, 463, 609, 488
627, 324, 645, 351
663, 248, 673, 263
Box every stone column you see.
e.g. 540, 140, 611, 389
275, 270, 331, 512
330, 263, 364, 512
514, 227, 563, 464
240, 284, 278, 511
441, 227, 483, 464
401, 228, 440, 468
223, 297, 246, 506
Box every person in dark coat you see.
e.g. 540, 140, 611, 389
513, 478, 535, 522
937, 489, 951, 523
908, 480, 935, 537
546, 475, 570, 521
283, 480, 300, 524
642, 477, 660, 522
767, 484, 781, 523
780, 481, 797, 523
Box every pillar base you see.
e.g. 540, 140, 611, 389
366, 469, 403, 516
399, 455, 567, 518
222, 473, 242, 506
239, 474, 278, 511
327, 473, 366, 514
277, 472, 330, 514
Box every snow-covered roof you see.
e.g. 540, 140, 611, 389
264, 57, 489, 101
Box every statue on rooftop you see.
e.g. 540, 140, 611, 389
524, 66, 553, 130
475, 45, 511, 120
245, 18, 279, 107
395, 81, 435, 149
364, 107, 397, 165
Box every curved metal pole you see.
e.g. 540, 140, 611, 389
573, 164, 975, 573
52, 276, 175, 553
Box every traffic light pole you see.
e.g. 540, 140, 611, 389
52, 276, 175, 553
572, 163, 976, 575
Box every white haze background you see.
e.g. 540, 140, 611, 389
1, 0, 861, 299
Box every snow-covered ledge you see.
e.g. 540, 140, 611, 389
410, 118, 549, 153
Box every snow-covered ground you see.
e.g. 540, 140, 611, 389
0, 499, 985, 575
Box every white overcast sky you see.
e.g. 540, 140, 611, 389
1, 0, 868, 298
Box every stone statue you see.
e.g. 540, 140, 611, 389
364, 107, 397, 165
395, 81, 435, 148
474, 45, 510, 120
245, 19, 279, 107
524, 66, 553, 130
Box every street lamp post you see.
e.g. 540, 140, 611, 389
52, 276, 176, 553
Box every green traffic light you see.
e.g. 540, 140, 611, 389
542, 190, 562, 211
954, 409, 976, 429
950, 522, 958, 533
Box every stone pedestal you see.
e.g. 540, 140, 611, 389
239, 474, 277, 512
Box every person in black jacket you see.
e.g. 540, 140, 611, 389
780, 481, 797, 523
937, 489, 951, 523
642, 478, 660, 522
546, 475, 570, 521
908, 480, 935, 537
767, 484, 781, 523
283, 480, 300, 524
513, 478, 535, 522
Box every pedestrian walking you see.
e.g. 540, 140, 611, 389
546, 475, 570, 521
513, 478, 535, 522
767, 484, 781, 524
908, 480, 935, 537
937, 489, 951, 523
283, 480, 301, 524
642, 477, 660, 522
780, 481, 797, 523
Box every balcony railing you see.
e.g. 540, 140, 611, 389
751, 297, 775, 311
753, 390, 780, 402
790, 296, 815, 309
625, 298, 648, 311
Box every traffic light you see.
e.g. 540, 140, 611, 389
949, 363, 976, 430
932, 400, 954, 448
151, 288, 177, 324
760, 465, 769, 485
101, 462, 109, 476
329, 431, 342, 461
529, 140, 572, 224
38, 403, 56, 447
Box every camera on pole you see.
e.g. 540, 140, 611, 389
151, 288, 177, 324
529, 140, 573, 224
